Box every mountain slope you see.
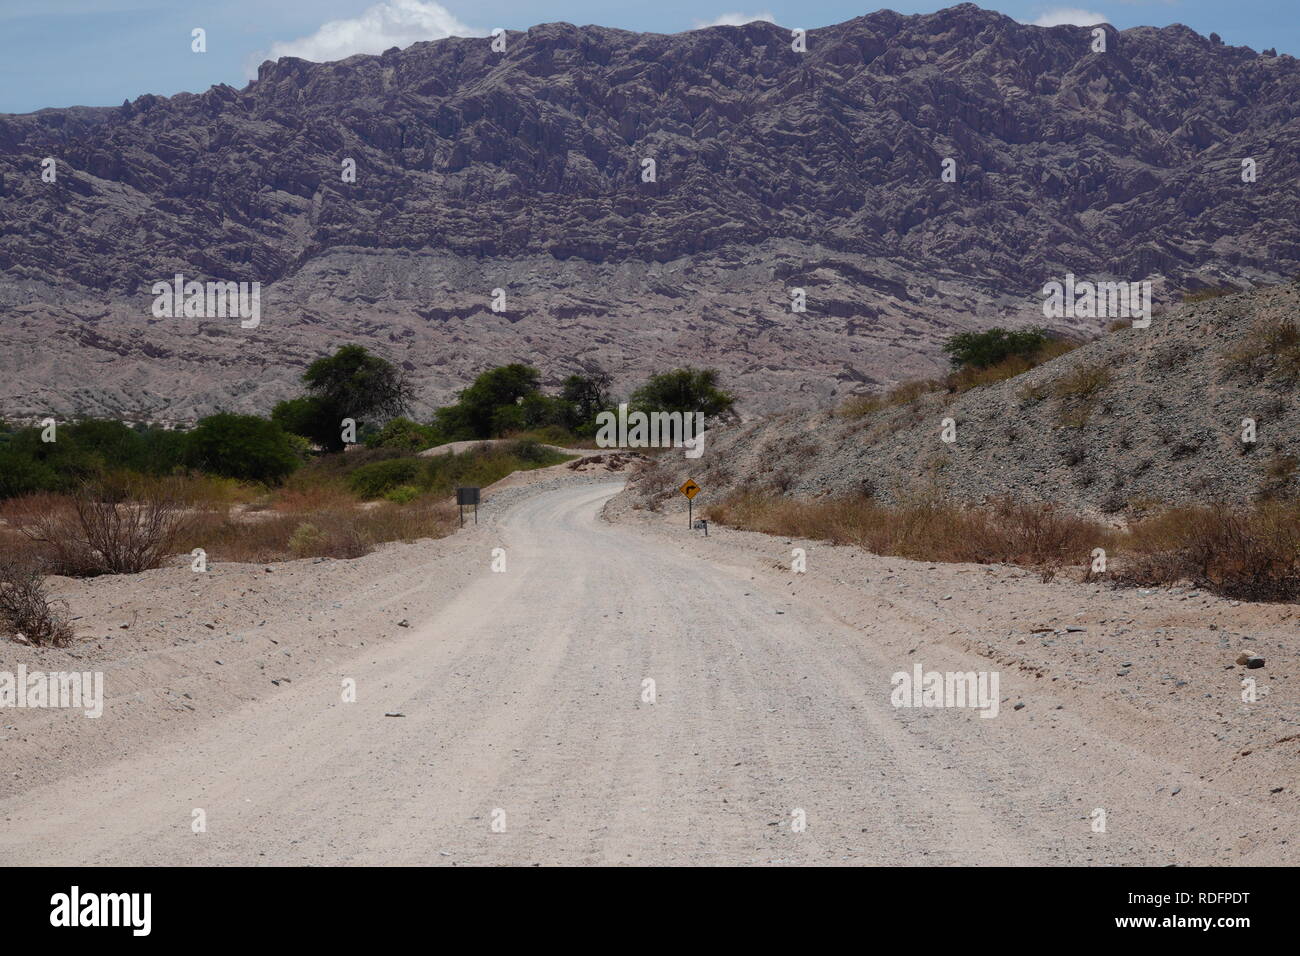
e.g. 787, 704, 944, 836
2, 4, 1299, 419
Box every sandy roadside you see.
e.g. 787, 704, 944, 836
606, 493, 1300, 863
0, 473, 615, 801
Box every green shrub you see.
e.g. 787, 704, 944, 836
505, 439, 550, 464
184, 414, 301, 484
384, 484, 421, 504
943, 327, 1050, 370
347, 458, 424, 498
0, 449, 59, 498
365, 417, 438, 452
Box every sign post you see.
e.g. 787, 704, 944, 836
456, 486, 480, 527
679, 478, 700, 529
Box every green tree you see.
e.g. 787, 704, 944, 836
63, 420, 141, 467
2, 425, 102, 490
560, 370, 612, 435
276, 345, 412, 452
452, 364, 542, 438
629, 368, 735, 421
271, 395, 330, 445
429, 403, 475, 444
134, 426, 189, 474
184, 414, 301, 484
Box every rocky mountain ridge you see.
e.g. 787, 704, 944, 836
2, 4, 1298, 419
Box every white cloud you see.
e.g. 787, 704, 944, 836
692, 12, 776, 29
1028, 7, 1109, 27
266, 0, 479, 65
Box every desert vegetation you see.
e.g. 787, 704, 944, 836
0, 348, 734, 501
705, 491, 1108, 568
837, 327, 1082, 419
0, 344, 733, 641
0, 439, 573, 579
636, 304, 1300, 604
698, 491, 1300, 603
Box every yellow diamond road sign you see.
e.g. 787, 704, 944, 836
679, 479, 701, 500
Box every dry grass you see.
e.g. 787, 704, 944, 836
1051, 362, 1112, 402
706, 491, 1111, 567
1181, 285, 1238, 304
181, 500, 456, 563
836, 379, 942, 418
839, 339, 1083, 420
0, 473, 458, 571
707, 490, 1300, 603
1222, 316, 1300, 384
947, 339, 1081, 392
1050, 362, 1113, 428
1258, 453, 1299, 501
271, 482, 358, 514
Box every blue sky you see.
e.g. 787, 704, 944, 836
0, 1, 1293, 114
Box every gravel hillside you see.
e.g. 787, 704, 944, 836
677, 282, 1300, 515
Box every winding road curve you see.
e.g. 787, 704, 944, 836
2, 480, 1202, 865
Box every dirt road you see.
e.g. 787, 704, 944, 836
2, 480, 1295, 865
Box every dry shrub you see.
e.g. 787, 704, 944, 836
4, 477, 194, 576
0, 556, 73, 646
836, 379, 942, 419
1052, 362, 1112, 402
273, 482, 357, 514
1, 494, 77, 570
1050, 362, 1112, 428
354, 501, 454, 548
1181, 286, 1237, 304
180, 475, 257, 509
948, 354, 1037, 391
837, 394, 885, 418
628, 457, 677, 510
842, 339, 1082, 420
786, 436, 820, 461
288, 522, 327, 557
1118, 504, 1300, 601
72, 477, 193, 573
1258, 453, 1299, 500
947, 339, 1081, 393
1016, 378, 1052, 405
711, 490, 1300, 603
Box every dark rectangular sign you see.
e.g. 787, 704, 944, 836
456, 486, 480, 506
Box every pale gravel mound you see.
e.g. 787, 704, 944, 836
417, 439, 586, 458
